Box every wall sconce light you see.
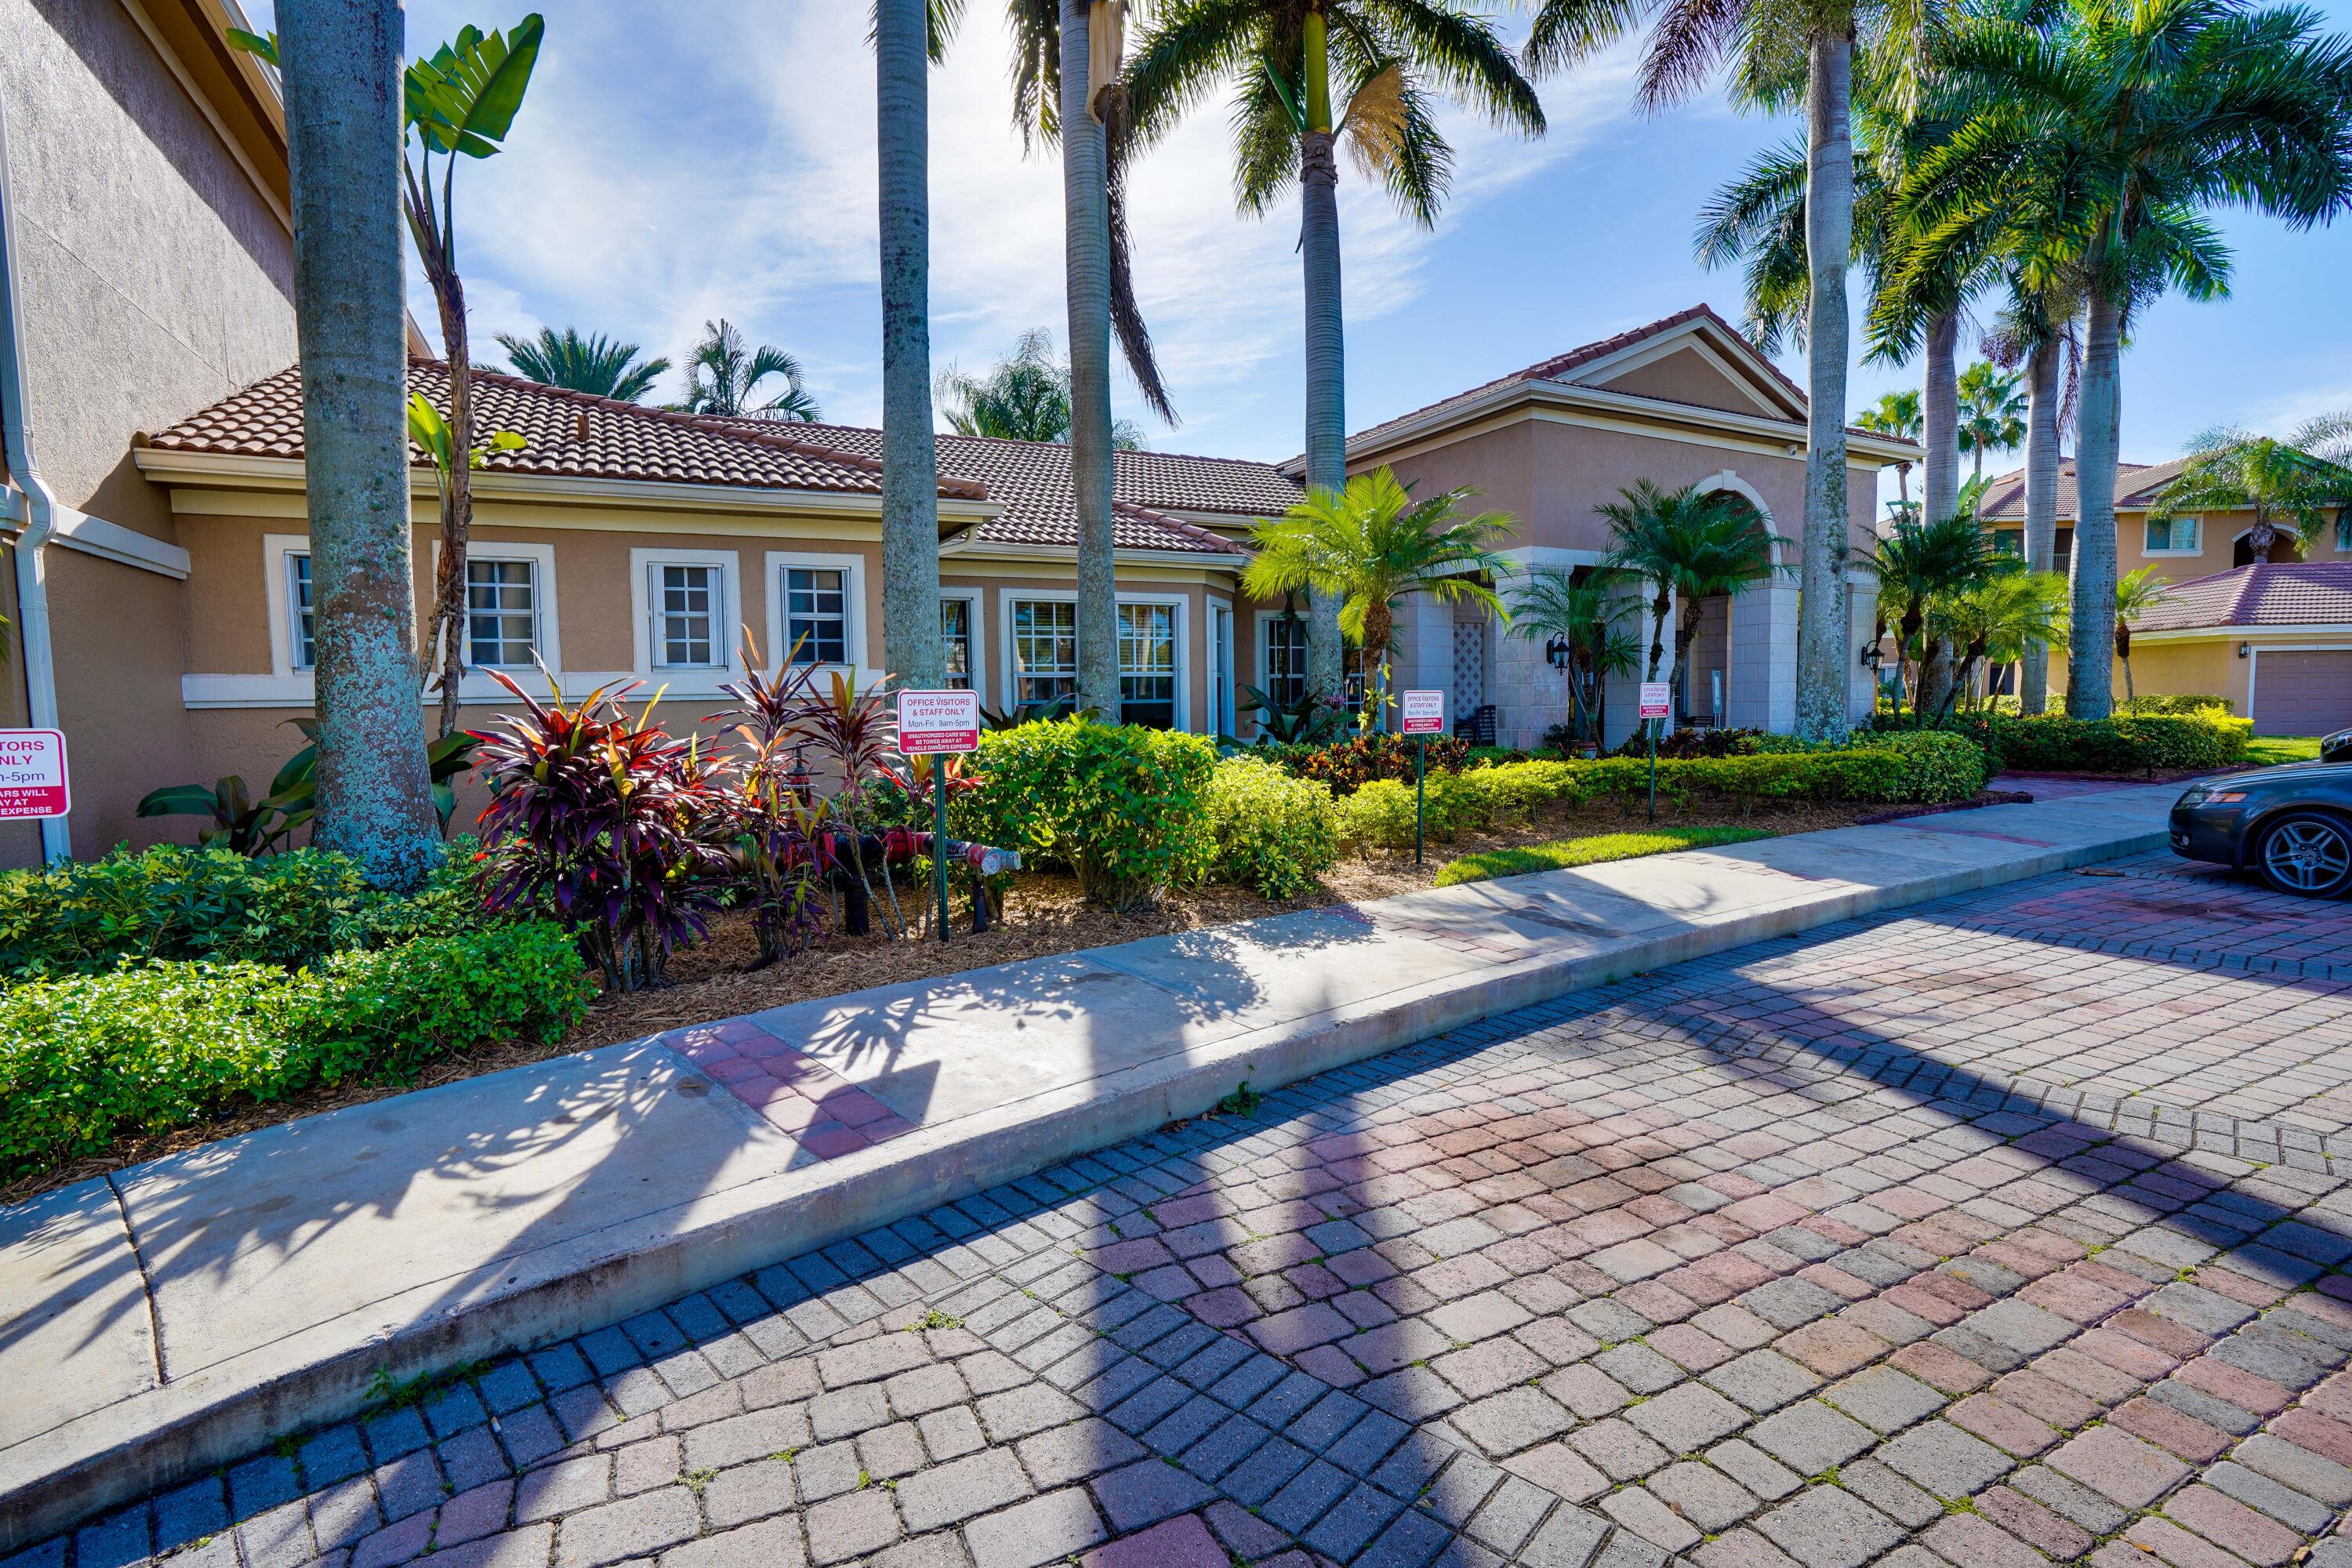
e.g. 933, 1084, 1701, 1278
2238, 642, 2251, 659
1545, 635, 1570, 670
1860, 644, 1883, 672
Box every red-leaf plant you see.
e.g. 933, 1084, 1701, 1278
793, 668, 911, 938
709, 640, 828, 965
473, 669, 732, 991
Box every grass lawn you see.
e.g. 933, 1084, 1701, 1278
2245, 735, 2323, 765
1435, 826, 1773, 887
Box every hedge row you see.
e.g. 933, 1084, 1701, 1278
0, 922, 591, 1177
1900, 711, 2252, 775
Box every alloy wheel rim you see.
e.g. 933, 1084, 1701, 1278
2265, 821, 2352, 892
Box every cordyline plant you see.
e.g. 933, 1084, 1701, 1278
472, 669, 730, 991
797, 669, 910, 938
708, 638, 828, 967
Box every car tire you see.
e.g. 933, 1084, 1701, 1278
2253, 811, 2352, 898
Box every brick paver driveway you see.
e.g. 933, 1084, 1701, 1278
20, 851, 2352, 1568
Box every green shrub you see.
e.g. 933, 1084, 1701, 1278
1336, 779, 1421, 851
1281, 732, 1470, 793
1951, 711, 2251, 773
0, 922, 590, 1178
2118, 693, 2232, 716
1436, 826, 1773, 887
1850, 731, 1989, 801
0, 845, 376, 979
968, 720, 1217, 909
1203, 757, 1340, 898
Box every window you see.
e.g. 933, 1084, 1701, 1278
1011, 599, 1077, 708
650, 563, 720, 669
1264, 614, 1308, 706
2144, 515, 2201, 554
1120, 603, 1178, 728
784, 566, 848, 665
466, 557, 539, 667
286, 552, 316, 670
941, 600, 973, 689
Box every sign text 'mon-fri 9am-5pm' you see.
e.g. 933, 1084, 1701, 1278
0, 729, 68, 819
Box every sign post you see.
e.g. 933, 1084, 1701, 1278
896, 690, 981, 944
1637, 683, 1671, 825
0, 729, 69, 822
1400, 691, 1446, 866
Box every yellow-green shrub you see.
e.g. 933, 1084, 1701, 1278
1205, 757, 1340, 898
1337, 779, 1421, 851
967, 720, 1218, 909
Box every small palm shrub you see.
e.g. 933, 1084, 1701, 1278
969, 720, 1217, 910
1204, 757, 1340, 898
474, 673, 732, 990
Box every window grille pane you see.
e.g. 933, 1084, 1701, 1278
940, 600, 971, 688
288, 554, 316, 670
1120, 604, 1176, 727
655, 564, 717, 668
466, 558, 538, 666
1011, 600, 1077, 708
1265, 616, 1307, 707
785, 567, 848, 665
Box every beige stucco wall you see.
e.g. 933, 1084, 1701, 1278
2, 0, 297, 862
1591, 348, 1796, 419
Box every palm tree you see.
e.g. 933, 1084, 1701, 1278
673, 320, 821, 421
1596, 481, 1791, 716
878, 0, 942, 688
1505, 568, 1640, 749
1857, 390, 1923, 523
496, 327, 670, 401
936, 329, 1146, 447
2151, 416, 2352, 564
1980, 282, 2081, 713
1240, 467, 1515, 731
269, 0, 440, 888
1886, 0, 2352, 720
1130, 1, 1544, 709
2112, 566, 2170, 703
1864, 507, 2004, 717
1956, 360, 2027, 481
1534, 0, 1911, 741
1929, 564, 2067, 716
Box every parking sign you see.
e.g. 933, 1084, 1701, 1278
1399, 690, 1446, 735
0, 729, 68, 818
1638, 683, 1671, 720
896, 690, 980, 754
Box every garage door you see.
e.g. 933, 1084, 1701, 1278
2254, 649, 2352, 735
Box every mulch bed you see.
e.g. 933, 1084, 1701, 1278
0, 786, 2015, 1208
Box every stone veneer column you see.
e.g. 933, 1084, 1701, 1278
1724, 580, 1799, 732
1606, 582, 1675, 751
1387, 590, 1454, 728
1846, 568, 1882, 728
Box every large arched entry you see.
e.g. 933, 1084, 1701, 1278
1691, 471, 1798, 733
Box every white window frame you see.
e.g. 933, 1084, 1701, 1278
1116, 600, 1182, 728
764, 550, 867, 677
427, 539, 562, 701
2143, 514, 2202, 556
938, 587, 985, 699
261, 533, 316, 680
1253, 608, 1311, 710
998, 588, 1189, 730
628, 548, 742, 689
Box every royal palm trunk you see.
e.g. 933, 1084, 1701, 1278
281, 0, 440, 888
877, 0, 942, 688
1062, 0, 1120, 719
1794, 30, 1854, 742
1299, 9, 1347, 705
1913, 308, 1959, 720
2020, 336, 2060, 711
2067, 289, 2122, 720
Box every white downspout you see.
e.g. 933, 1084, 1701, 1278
0, 94, 71, 863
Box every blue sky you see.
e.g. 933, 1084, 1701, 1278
254, 2, 2352, 505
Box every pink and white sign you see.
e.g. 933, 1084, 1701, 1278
1399, 690, 1446, 736
897, 689, 980, 755
1638, 682, 1672, 720
0, 729, 69, 818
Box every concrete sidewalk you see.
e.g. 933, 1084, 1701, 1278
0, 780, 2188, 1549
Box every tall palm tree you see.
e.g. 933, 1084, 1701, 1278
1886, 0, 2352, 720
1857, 390, 1922, 522
495, 327, 669, 401
1956, 360, 2027, 481
273, 0, 440, 888
878, 0, 942, 688
673, 320, 822, 421
1505, 568, 1640, 748
1130, 1, 1544, 708
1980, 282, 2081, 713
936, 328, 1147, 446
2112, 565, 2170, 703
1536, 0, 1907, 741
1241, 467, 1515, 731
2151, 416, 2352, 564
1596, 481, 1792, 712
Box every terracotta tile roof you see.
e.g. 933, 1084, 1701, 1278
1312, 303, 1896, 465
1979, 458, 2189, 521
757, 423, 1284, 557
2135, 561, 2352, 631
141, 361, 982, 499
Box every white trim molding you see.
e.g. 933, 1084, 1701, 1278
764, 549, 879, 685
261, 532, 311, 678
49, 507, 191, 578
629, 546, 744, 695
938, 585, 986, 703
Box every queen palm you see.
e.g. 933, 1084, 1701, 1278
673, 319, 821, 421
2112, 565, 2170, 702
1241, 467, 1515, 731
1956, 360, 2026, 481
1505, 568, 1640, 748
496, 327, 669, 401
936, 328, 1146, 447
1927, 564, 2067, 717
1129, 0, 1544, 707
1596, 481, 1791, 714
1885, 0, 2352, 720
2151, 416, 2352, 564
1857, 390, 1922, 521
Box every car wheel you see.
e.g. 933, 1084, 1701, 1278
2254, 811, 2352, 898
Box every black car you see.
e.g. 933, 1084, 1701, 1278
2326, 726, 2352, 765
2171, 762, 2352, 897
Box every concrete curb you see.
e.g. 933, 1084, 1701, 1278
0, 814, 2172, 1550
